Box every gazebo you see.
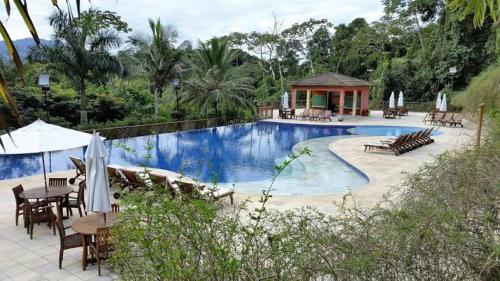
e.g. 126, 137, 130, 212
290, 72, 371, 116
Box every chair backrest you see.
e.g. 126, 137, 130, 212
453, 113, 463, 121
111, 203, 120, 213
69, 157, 85, 173
121, 169, 140, 185
290, 109, 295, 116
150, 174, 167, 186
77, 181, 86, 203
49, 177, 67, 187
324, 110, 332, 117
443, 112, 454, 121
12, 184, 24, 207
302, 109, 310, 115
55, 216, 66, 240
95, 227, 111, 254
434, 112, 445, 120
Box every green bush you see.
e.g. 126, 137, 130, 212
109, 135, 499, 280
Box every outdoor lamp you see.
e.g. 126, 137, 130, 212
38, 74, 51, 122
171, 78, 182, 120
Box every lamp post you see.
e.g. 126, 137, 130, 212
449, 66, 457, 90
38, 74, 50, 122
171, 78, 181, 120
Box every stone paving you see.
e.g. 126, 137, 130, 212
0, 111, 475, 280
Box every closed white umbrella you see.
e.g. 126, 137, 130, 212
0, 119, 98, 191
389, 91, 395, 109
282, 92, 289, 109
439, 94, 447, 112
85, 133, 111, 218
397, 91, 404, 107
436, 92, 442, 110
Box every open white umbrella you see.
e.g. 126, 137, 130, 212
389, 91, 395, 109
439, 94, 447, 112
85, 133, 111, 219
397, 91, 404, 107
436, 92, 442, 110
282, 92, 289, 109
0, 119, 98, 191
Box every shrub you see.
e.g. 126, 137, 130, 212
109, 137, 499, 280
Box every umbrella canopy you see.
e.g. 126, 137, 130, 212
436, 92, 442, 110
439, 94, 447, 112
85, 133, 111, 213
0, 119, 96, 155
281, 92, 289, 109
397, 91, 404, 107
389, 91, 395, 109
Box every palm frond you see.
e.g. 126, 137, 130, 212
12, 0, 40, 44
0, 21, 24, 83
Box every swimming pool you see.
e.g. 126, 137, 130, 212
0, 122, 435, 195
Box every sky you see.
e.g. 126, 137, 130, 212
4, 0, 384, 43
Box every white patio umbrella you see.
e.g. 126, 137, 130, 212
0, 119, 98, 191
389, 91, 395, 109
436, 92, 442, 110
85, 133, 111, 219
397, 91, 404, 107
439, 94, 447, 112
281, 92, 289, 109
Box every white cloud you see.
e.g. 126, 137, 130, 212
3, 0, 384, 43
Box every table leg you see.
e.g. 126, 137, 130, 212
81, 234, 88, 270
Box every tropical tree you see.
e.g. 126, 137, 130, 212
183, 38, 254, 116
449, 0, 500, 26
28, 9, 125, 124
128, 19, 183, 118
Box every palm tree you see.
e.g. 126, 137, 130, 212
449, 0, 499, 27
183, 38, 254, 116
29, 10, 122, 124
128, 19, 184, 118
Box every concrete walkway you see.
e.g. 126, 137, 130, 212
0, 111, 475, 280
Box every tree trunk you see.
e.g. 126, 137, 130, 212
79, 77, 87, 124
154, 87, 160, 118
413, 1, 424, 49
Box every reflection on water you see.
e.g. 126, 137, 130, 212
0, 123, 425, 183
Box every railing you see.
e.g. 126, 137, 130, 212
369, 101, 438, 112
83, 117, 256, 140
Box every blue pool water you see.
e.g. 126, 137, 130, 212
0, 122, 435, 194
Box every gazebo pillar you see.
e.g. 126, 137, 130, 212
361, 88, 369, 114
352, 90, 358, 116
291, 88, 297, 109
306, 89, 311, 109
339, 90, 345, 115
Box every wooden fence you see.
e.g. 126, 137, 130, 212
83, 117, 256, 140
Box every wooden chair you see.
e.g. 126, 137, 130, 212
24, 199, 55, 240
451, 113, 464, 127
68, 157, 86, 184
54, 204, 83, 269
12, 185, 25, 226
49, 177, 67, 187
111, 203, 120, 213
120, 169, 142, 190
91, 227, 111, 276
68, 181, 87, 217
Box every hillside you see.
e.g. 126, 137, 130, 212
0, 38, 52, 62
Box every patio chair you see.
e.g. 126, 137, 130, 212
111, 203, 120, 213
12, 185, 25, 226
450, 113, 464, 127
176, 180, 234, 204
55, 206, 83, 269
67, 181, 87, 217
150, 173, 179, 197
364, 135, 406, 156
290, 109, 296, 119
90, 227, 112, 276
441, 112, 454, 126
25, 199, 55, 240
320, 110, 332, 122
431, 112, 446, 125
120, 169, 142, 189
310, 109, 321, 121
68, 157, 86, 184
297, 109, 310, 120
423, 112, 435, 124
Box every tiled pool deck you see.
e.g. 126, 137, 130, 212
0, 111, 475, 280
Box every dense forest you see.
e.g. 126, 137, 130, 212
0, 0, 498, 128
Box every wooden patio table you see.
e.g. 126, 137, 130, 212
72, 213, 118, 270
19, 185, 74, 200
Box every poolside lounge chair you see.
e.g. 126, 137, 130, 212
364, 135, 406, 156
450, 113, 464, 127
297, 109, 310, 120
120, 169, 143, 189
431, 112, 446, 125
423, 112, 435, 124
310, 109, 321, 121
176, 180, 234, 205
319, 110, 332, 122
441, 112, 454, 126
68, 157, 85, 184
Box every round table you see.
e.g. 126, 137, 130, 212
19, 186, 74, 199
72, 213, 118, 270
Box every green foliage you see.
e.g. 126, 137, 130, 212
452, 63, 500, 114
109, 136, 499, 280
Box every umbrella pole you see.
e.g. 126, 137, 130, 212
41, 152, 48, 192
